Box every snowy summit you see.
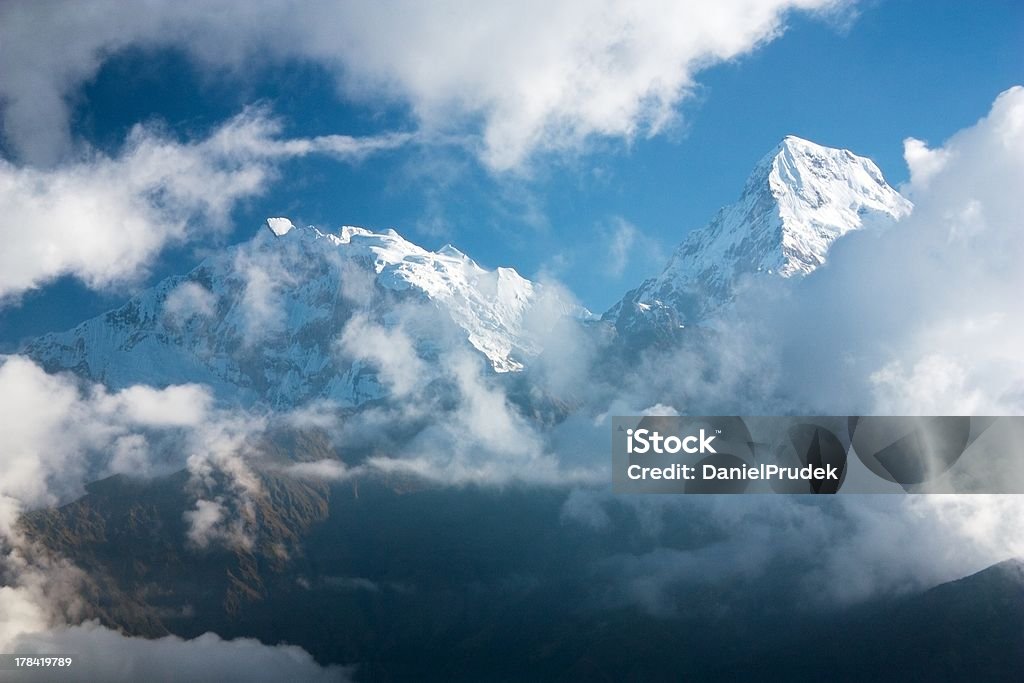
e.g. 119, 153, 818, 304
605, 136, 912, 332
24, 222, 587, 407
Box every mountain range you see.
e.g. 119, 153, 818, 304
23, 136, 911, 406
24, 218, 586, 408
15, 137, 1022, 680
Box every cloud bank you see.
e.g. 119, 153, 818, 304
6, 87, 1020, 628
0, 355, 210, 531
564, 492, 1024, 614
0, 0, 848, 310
558, 87, 1024, 420
0, 109, 407, 304
0, 355, 343, 680
761, 85, 1024, 415
553, 86, 1024, 610
0, 1, 1019, 665
0, 0, 846, 170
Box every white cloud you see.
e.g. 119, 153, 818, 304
902, 136, 951, 188
330, 300, 604, 487
0, 354, 272, 549
0, 108, 407, 304
337, 314, 426, 399
566, 492, 1024, 612
11, 621, 351, 682
233, 247, 297, 347
814, 495, 1024, 603
778, 86, 1024, 415
184, 497, 247, 551
598, 215, 665, 279
281, 400, 344, 432
182, 412, 268, 550
868, 354, 984, 415
552, 87, 1024, 611
612, 87, 1024, 418
164, 282, 217, 321
341, 0, 847, 171
0, 0, 848, 308
0, 356, 344, 682
102, 384, 214, 428
0, 356, 210, 534
0, 0, 846, 170
605, 218, 638, 277
353, 346, 604, 487
285, 459, 357, 482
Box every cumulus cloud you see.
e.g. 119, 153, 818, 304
1, 9, 1020, 660
768, 85, 1024, 415
7, 87, 1019, 626
0, 353, 275, 549
0, 0, 847, 170
1, 558, 348, 682
0, 350, 340, 554
111, 384, 215, 427
182, 410, 269, 550
281, 400, 344, 432
0, 355, 211, 533
0, 356, 344, 680
547, 87, 1024, 612
508, 87, 1024, 616
902, 136, 951, 188
598, 87, 1024, 419
868, 354, 985, 415
329, 298, 603, 486
337, 347, 601, 486
0, 108, 408, 304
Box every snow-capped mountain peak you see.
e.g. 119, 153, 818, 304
758, 135, 911, 275
265, 216, 296, 237
337, 224, 374, 242
24, 221, 587, 407
605, 137, 912, 333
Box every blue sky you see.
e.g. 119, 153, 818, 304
0, 0, 1021, 348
